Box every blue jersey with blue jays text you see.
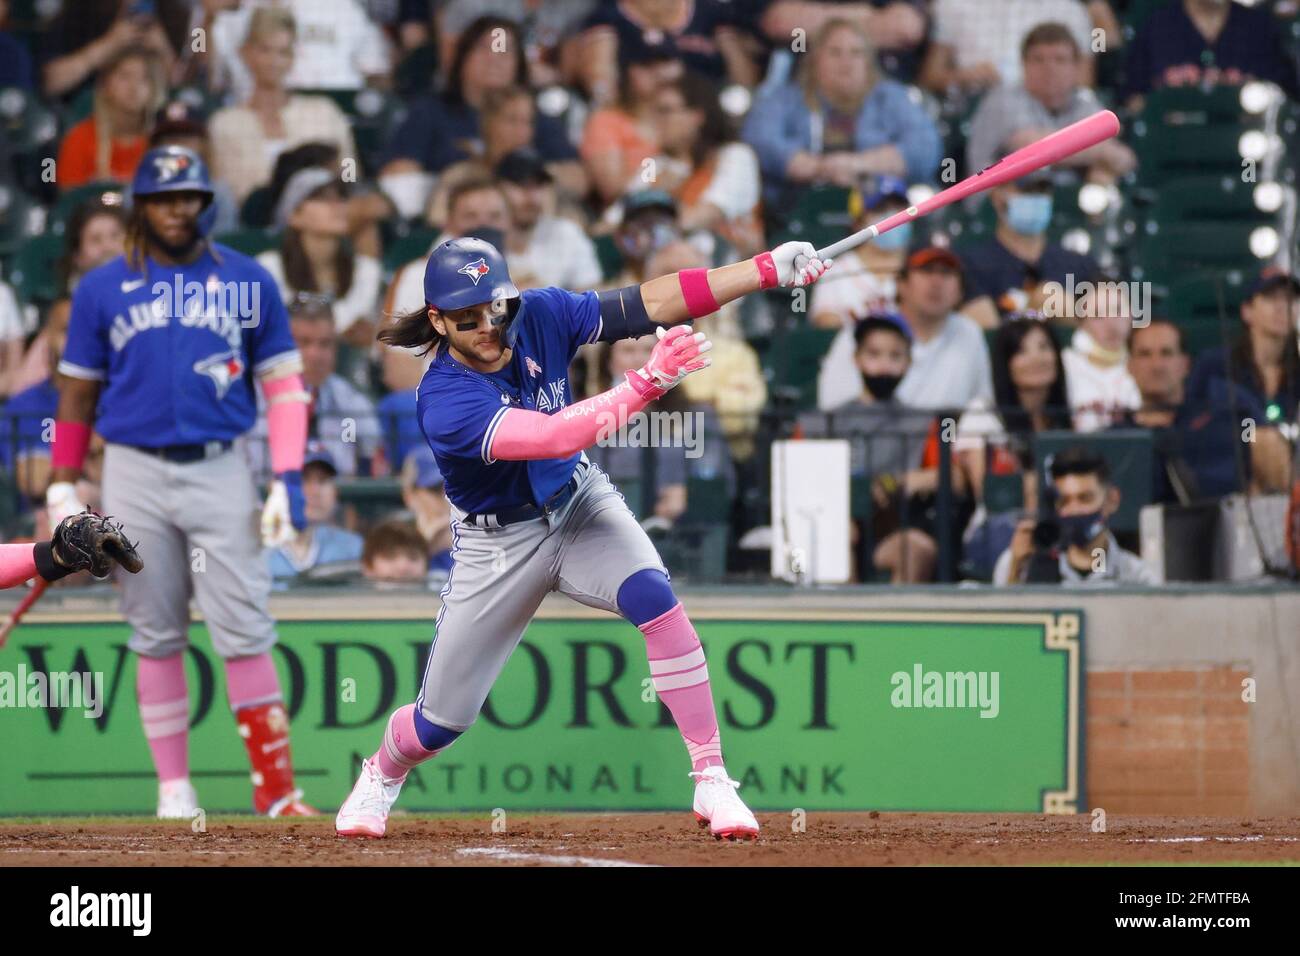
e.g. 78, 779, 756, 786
59, 245, 300, 446
417, 286, 603, 513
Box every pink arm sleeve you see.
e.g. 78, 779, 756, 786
260, 373, 309, 474
0, 543, 38, 589
489, 377, 655, 462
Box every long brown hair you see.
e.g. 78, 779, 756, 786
378, 300, 441, 356
92, 45, 165, 181
281, 227, 355, 300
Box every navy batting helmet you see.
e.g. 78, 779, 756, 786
131, 146, 217, 235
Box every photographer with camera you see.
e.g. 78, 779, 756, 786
994, 446, 1156, 586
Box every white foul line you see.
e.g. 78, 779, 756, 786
457, 847, 657, 867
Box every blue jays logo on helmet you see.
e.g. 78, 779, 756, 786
153, 152, 192, 183
457, 257, 491, 285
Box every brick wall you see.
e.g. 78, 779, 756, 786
1086, 668, 1252, 815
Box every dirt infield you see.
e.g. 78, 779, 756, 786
2, 813, 1298, 866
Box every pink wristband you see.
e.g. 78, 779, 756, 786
678, 268, 719, 318
754, 252, 778, 290
51, 420, 92, 471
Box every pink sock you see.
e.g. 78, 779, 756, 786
224, 654, 282, 712
137, 654, 190, 783
372, 704, 439, 780
640, 603, 724, 772
0, 543, 37, 588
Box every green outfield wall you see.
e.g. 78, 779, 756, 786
0, 609, 1082, 815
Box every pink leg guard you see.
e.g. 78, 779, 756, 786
136, 653, 190, 783
640, 603, 724, 771
224, 653, 282, 712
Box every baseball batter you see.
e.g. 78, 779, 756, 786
336, 235, 830, 840
48, 146, 318, 818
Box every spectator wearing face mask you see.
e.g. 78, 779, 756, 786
995, 446, 1156, 586
958, 166, 1100, 330
822, 246, 993, 411
800, 311, 942, 583
604, 190, 686, 287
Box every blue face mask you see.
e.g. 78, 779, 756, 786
1006, 194, 1053, 236
873, 222, 912, 251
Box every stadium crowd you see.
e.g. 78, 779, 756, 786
0, 0, 1297, 587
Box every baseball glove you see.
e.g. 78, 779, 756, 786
50, 512, 144, 579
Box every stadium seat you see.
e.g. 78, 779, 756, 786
1131, 87, 1258, 184
381, 225, 439, 273
765, 325, 838, 409
0, 181, 33, 258
593, 233, 624, 282
1140, 175, 1271, 225
213, 228, 279, 258
0, 85, 59, 156
768, 185, 853, 252
1129, 220, 1261, 284
983, 472, 1024, 514
683, 475, 730, 526
1164, 270, 1250, 324
5, 232, 62, 305
1174, 317, 1236, 359
298, 88, 401, 175
50, 181, 125, 235
1033, 429, 1155, 535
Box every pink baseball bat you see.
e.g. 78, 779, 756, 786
809, 109, 1122, 261
0, 579, 49, 650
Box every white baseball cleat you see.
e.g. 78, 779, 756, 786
690, 766, 760, 841
335, 758, 404, 838
156, 778, 199, 820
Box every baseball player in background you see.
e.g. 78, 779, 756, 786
47, 146, 318, 818
336, 235, 830, 840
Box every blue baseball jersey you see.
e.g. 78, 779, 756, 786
58, 244, 300, 446
417, 286, 603, 513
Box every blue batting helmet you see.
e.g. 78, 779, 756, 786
423, 237, 519, 314
131, 145, 217, 236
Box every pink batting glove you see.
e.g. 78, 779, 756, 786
626, 325, 714, 399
